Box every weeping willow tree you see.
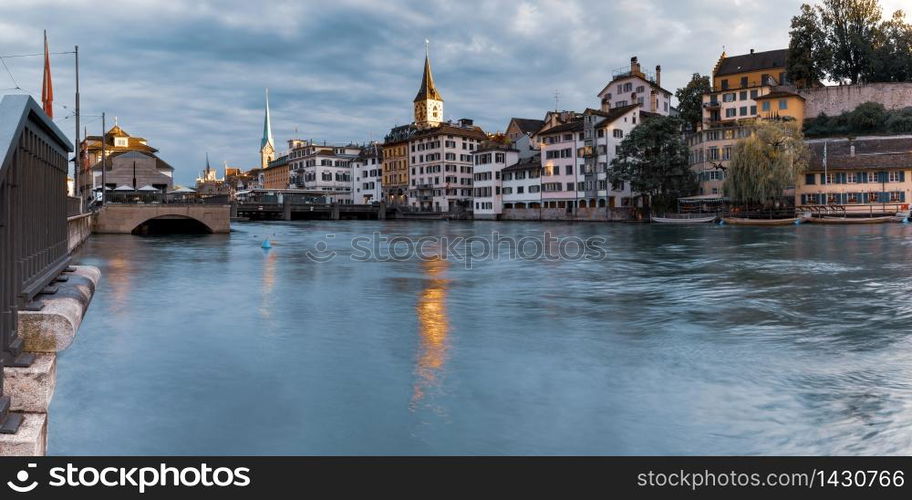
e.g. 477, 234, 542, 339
724, 120, 810, 208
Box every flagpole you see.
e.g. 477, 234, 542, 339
74, 45, 80, 203
101, 112, 106, 206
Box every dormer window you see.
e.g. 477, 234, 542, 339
114, 137, 128, 147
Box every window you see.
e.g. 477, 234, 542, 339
750, 105, 757, 115
739, 91, 748, 101
805, 173, 816, 185
721, 79, 729, 90
725, 108, 736, 118
762, 101, 771, 111
613, 129, 623, 138
778, 99, 788, 110
740, 76, 748, 88
750, 89, 759, 99
739, 107, 748, 116
723, 93, 736, 102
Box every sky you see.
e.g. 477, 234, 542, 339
0, 0, 908, 185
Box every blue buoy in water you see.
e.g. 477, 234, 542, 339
261, 239, 272, 249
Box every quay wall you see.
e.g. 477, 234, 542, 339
501, 207, 636, 222
67, 213, 94, 253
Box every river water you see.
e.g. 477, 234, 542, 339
50, 220, 912, 455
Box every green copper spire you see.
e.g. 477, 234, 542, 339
261, 88, 274, 150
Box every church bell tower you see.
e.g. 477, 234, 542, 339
414, 40, 443, 130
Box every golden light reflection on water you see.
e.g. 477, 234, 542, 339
106, 255, 131, 313
411, 257, 450, 410
260, 249, 277, 319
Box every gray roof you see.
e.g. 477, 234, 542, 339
716, 49, 788, 77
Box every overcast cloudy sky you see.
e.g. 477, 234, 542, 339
1, 0, 908, 185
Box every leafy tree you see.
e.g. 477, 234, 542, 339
817, 0, 882, 83
848, 101, 887, 130
608, 116, 697, 213
724, 120, 810, 207
787, 4, 830, 87
866, 10, 912, 82
788, 1, 912, 83
674, 74, 711, 130
886, 107, 912, 133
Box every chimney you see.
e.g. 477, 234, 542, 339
631, 56, 639, 74
655, 65, 661, 87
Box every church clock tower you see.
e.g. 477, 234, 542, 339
414, 41, 443, 130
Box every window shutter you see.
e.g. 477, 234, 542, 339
901, 171, 906, 182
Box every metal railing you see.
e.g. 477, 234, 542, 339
0, 95, 73, 434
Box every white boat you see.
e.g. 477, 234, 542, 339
651, 214, 717, 224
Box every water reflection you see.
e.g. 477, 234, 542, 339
411, 257, 450, 410
260, 248, 277, 320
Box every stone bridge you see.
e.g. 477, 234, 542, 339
94, 204, 231, 234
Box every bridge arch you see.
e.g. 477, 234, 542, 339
94, 204, 231, 234
131, 214, 214, 235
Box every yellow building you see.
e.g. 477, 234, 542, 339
796, 136, 912, 215
689, 48, 803, 197
261, 155, 290, 189
382, 125, 414, 205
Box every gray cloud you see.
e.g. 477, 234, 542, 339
0, 0, 906, 185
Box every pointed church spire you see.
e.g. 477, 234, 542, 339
261, 88, 274, 150
414, 40, 442, 103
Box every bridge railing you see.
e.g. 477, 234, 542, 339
0, 95, 73, 434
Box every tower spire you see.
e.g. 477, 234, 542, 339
261, 88, 274, 150
414, 41, 442, 103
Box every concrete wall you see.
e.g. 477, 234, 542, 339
67, 213, 93, 253
502, 206, 635, 221
94, 204, 231, 234
800, 83, 912, 118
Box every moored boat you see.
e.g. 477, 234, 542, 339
721, 216, 806, 226
651, 214, 717, 224
811, 215, 895, 224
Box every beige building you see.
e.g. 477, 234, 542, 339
796, 136, 912, 215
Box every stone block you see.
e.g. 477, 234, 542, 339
0, 413, 47, 456
4, 354, 56, 413
19, 265, 100, 353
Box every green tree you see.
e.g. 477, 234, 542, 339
787, 4, 830, 87
866, 10, 912, 82
724, 120, 810, 207
848, 101, 887, 130
818, 0, 883, 83
674, 73, 711, 130
608, 116, 697, 213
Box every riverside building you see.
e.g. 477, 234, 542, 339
688, 49, 805, 197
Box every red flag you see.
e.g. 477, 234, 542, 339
41, 30, 53, 119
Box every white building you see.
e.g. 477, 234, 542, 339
408, 119, 486, 212
471, 143, 517, 219
536, 105, 642, 210
352, 144, 383, 204
471, 134, 540, 218
502, 156, 543, 210
597, 56, 672, 116
288, 140, 361, 203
